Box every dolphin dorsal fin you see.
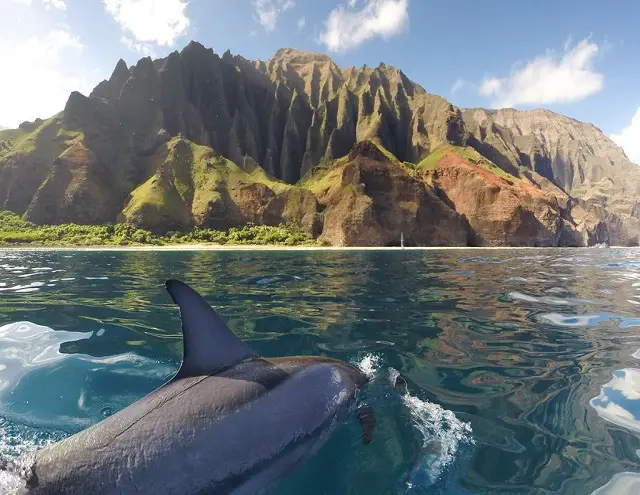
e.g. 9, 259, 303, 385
166, 280, 253, 378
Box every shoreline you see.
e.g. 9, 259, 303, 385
0, 244, 633, 252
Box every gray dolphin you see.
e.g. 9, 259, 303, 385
4, 280, 374, 494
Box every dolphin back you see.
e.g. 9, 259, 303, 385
10, 280, 374, 495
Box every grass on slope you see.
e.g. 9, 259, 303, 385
298, 156, 348, 196
299, 140, 410, 195
0, 129, 27, 148
121, 172, 193, 230
0, 118, 83, 160
418, 144, 520, 182
0, 211, 315, 247
178, 138, 288, 194
132, 138, 292, 217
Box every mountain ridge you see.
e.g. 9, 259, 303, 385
0, 43, 638, 246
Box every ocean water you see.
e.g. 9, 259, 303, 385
0, 249, 640, 494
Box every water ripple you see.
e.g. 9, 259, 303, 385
1, 248, 640, 494
590, 352, 640, 435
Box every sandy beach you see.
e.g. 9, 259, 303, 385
0, 244, 627, 252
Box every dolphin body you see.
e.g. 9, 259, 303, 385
7, 280, 373, 494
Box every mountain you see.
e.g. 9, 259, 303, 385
0, 42, 638, 246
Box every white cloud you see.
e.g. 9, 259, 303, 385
612, 107, 640, 164
450, 79, 465, 94
479, 77, 502, 96
0, 29, 93, 127
253, 0, 295, 32
121, 36, 157, 58
297, 16, 306, 31
104, 0, 189, 48
451, 78, 474, 95
10, 0, 66, 8
479, 38, 604, 108
320, 0, 409, 52
42, 0, 66, 10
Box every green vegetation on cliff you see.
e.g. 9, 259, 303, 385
0, 211, 315, 247
1, 44, 637, 247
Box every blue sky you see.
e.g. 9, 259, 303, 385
2, 0, 640, 162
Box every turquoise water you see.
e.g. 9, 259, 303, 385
1, 249, 640, 494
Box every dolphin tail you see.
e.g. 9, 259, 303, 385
356, 404, 375, 445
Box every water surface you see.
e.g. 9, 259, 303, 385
1, 248, 640, 494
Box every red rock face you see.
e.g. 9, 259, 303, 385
421, 151, 604, 247
319, 143, 469, 247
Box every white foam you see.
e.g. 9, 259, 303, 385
0, 419, 62, 494
0, 420, 60, 459
402, 394, 474, 484
354, 354, 381, 379
388, 368, 474, 487
0, 470, 26, 494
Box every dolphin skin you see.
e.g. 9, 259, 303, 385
8, 280, 373, 494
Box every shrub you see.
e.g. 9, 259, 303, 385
0, 210, 316, 247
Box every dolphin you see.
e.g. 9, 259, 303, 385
3, 280, 374, 494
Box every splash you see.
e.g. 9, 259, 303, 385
0, 417, 62, 459
354, 354, 381, 379
0, 469, 27, 494
0, 417, 64, 494
389, 368, 474, 490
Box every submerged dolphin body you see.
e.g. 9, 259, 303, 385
8, 280, 373, 494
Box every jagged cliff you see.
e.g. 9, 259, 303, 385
0, 43, 637, 246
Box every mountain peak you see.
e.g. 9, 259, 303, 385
272, 48, 332, 64
184, 40, 207, 51
3, 41, 639, 247
109, 59, 130, 86
110, 59, 128, 77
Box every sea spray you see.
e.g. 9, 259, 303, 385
355, 353, 382, 380
353, 357, 475, 490
389, 368, 474, 491
0, 417, 65, 494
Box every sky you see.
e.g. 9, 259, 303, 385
2, 0, 640, 162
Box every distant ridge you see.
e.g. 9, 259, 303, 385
0, 42, 638, 246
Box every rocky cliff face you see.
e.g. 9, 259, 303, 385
462, 108, 640, 240
421, 150, 606, 247
83, 43, 463, 183
311, 142, 469, 247
119, 137, 320, 234
0, 43, 638, 246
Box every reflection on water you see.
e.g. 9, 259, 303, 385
590, 345, 640, 440
0, 249, 640, 493
0, 319, 175, 433
592, 472, 640, 494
